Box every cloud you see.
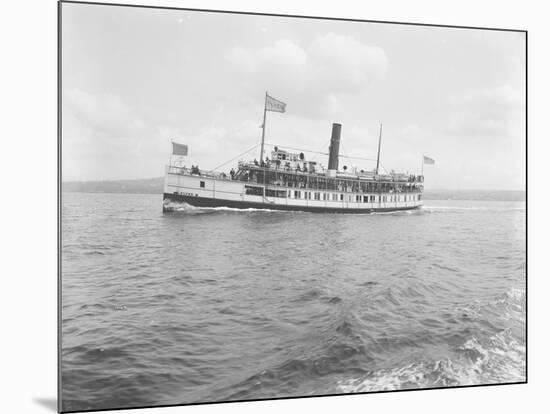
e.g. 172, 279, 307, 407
65, 89, 146, 137
226, 47, 258, 75
447, 85, 525, 140
63, 88, 271, 180
309, 33, 387, 93
225, 33, 388, 118
452, 85, 523, 107
258, 39, 308, 67
420, 85, 526, 190
63, 89, 171, 179
226, 39, 307, 78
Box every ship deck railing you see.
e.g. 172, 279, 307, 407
238, 162, 423, 184
167, 165, 233, 180
166, 164, 423, 192
167, 164, 422, 183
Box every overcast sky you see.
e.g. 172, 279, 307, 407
61, 3, 525, 190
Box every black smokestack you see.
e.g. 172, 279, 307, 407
328, 123, 341, 171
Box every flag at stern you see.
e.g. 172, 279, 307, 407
423, 155, 435, 165
172, 142, 188, 156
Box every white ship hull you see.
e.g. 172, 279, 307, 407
163, 168, 423, 213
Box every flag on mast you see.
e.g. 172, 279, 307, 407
423, 155, 435, 165
172, 142, 188, 156
265, 94, 286, 113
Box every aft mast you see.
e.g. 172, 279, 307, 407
376, 123, 383, 175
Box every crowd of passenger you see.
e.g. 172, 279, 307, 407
177, 160, 422, 191
233, 170, 421, 193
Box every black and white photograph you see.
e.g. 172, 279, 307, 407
58, 1, 526, 412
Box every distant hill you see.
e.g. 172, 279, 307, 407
62, 177, 525, 201
423, 189, 525, 202
62, 177, 164, 194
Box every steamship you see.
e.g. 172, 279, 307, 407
163, 132, 426, 214
163, 93, 426, 213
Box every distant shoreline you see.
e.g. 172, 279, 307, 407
62, 177, 526, 202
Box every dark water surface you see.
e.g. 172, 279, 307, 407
61, 193, 526, 411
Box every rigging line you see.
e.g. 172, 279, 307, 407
265, 142, 377, 162
339, 142, 376, 163
339, 141, 379, 163
339, 155, 378, 162
211, 143, 260, 171
264, 143, 329, 156
340, 141, 347, 159
310, 139, 332, 162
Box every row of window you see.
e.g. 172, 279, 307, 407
233, 184, 422, 203
290, 190, 419, 203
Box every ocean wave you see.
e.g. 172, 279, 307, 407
163, 201, 289, 214
456, 288, 525, 322
424, 206, 490, 211
336, 329, 525, 393
163, 200, 421, 215
422, 205, 525, 212
504, 288, 525, 302
369, 209, 419, 216
62, 192, 526, 409
217, 342, 370, 402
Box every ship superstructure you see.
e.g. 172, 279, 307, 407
163, 120, 425, 213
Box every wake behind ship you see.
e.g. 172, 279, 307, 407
163, 94, 432, 214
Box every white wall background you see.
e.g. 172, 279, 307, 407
0, 0, 545, 413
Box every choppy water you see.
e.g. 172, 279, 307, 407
61, 193, 526, 412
